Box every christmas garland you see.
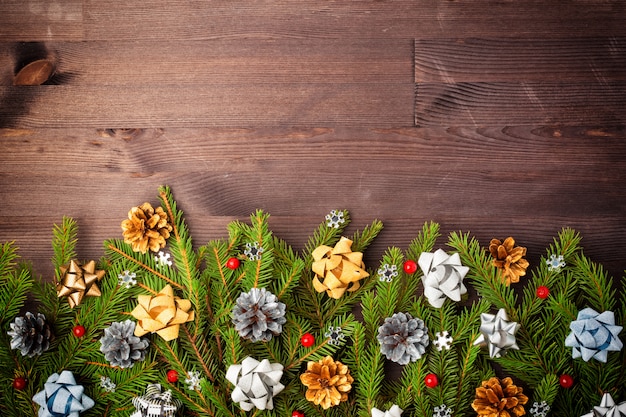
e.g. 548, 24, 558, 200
1, 186, 625, 417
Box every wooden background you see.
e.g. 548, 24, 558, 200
1, 1, 625, 281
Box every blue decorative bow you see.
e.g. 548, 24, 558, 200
32, 371, 95, 417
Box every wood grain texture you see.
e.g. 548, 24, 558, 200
82, 1, 626, 40
0, 0, 83, 41
0, 83, 414, 128
415, 37, 626, 83
415, 82, 626, 127
0, 0, 625, 288
0, 39, 412, 86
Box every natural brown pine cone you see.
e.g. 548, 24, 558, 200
472, 376, 528, 417
488, 237, 529, 285
300, 356, 353, 409
121, 202, 172, 254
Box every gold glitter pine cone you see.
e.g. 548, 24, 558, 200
488, 237, 529, 285
472, 376, 528, 417
121, 202, 172, 254
300, 356, 354, 410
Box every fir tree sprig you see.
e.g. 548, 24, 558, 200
51, 216, 78, 276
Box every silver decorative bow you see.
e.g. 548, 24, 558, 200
474, 308, 520, 358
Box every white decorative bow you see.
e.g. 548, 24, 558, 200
372, 405, 403, 417
226, 357, 284, 411
418, 249, 469, 308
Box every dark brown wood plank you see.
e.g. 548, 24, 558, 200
2, 126, 625, 279
83, 0, 626, 41
0, 0, 83, 41
415, 37, 626, 83
0, 38, 412, 86
0, 83, 414, 128
2, 126, 625, 172
415, 82, 626, 126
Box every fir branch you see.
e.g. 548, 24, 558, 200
448, 231, 518, 317
350, 219, 384, 253
182, 324, 215, 382
104, 241, 183, 290
571, 253, 616, 312
0, 256, 34, 326
159, 186, 201, 306
51, 216, 78, 276
303, 210, 350, 259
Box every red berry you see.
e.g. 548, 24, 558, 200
425, 373, 439, 388
72, 325, 86, 338
167, 370, 178, 383
292, 411, 305, 417
13, 377, 27, 390
403, 260, 418, 274
559, 374, 574, 388
300, 333, 315, 347
536, 286, 550, 299
226, 257, 240, 270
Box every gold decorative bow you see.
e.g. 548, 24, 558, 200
131, 285, 195, 341
57, 260, 105, 308
311, 237, 369, 299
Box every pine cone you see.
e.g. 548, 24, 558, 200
232, 288, 286, 342
472, 377, 528, 417
488, 237, 529, 285
100, 320, 149, 368
121, 202, 172, 254
300, 356, 353, 409
7, 312, 53, 357
377, 312, 429, 365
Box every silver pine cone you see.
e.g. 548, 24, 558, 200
100, 320, 149, 368
377, 312, 429, 365
7, 312, 52, 357
232, 287, 286, 342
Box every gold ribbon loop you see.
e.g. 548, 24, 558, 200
311, 237, 368, 299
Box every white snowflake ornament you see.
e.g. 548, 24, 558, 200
226, 357, 284, 411
433, 404, 452, 417
99, 376, 116, 393
325, 210, 345, 228
185, 370, 202, 391
546, 254, 566, 272
325, 326, 345, 345
372, 405, 403, 417
155, 251, 172, 267
581, 393, 626, 417
378, 264, 399, 282
418, 249, 468, 308
529, 401, 550, 417
244, 242, 264, 261
118, 270, 137, 288
433, 331, 453, 351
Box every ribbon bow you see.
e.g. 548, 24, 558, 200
418, 249, 469, 308
32, 370, 95, 417
565, 307, 623, 362
57, 260, 105, 308
474, 308, 520, 358
130, 384, 181, 417
581, 393, 626, 417
131, 284, 195, 341
311, 237, 369, 299
372, 405, 404, 417
226, 356, 284, 411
